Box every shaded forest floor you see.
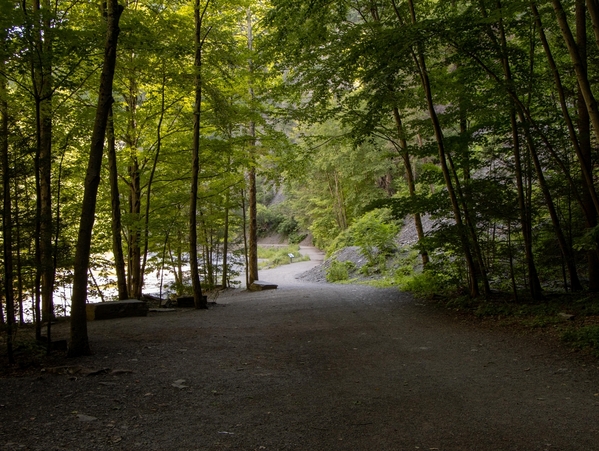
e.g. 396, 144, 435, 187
1, 259, 599, 450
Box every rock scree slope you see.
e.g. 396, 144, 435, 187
1, 252, 599, 450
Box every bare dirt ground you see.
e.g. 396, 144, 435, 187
2, 250, 599, 450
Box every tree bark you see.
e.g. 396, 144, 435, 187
247, 8, 259, 286
577, 0, 599, 291
482, 0, 544, 299
222, 172, 230, 288
248, 164, 259, 284
107, 107, 128, 300
552, 0, 599, 143
585, 0, 599, 52
241, 189, 250, 288
140, 70, 167, 297
68, 0, 123, 357
1, 52, 15, 363
531, 2, 599, 217
190, 0, 209, 309
403, 0, 481, 297
29, 0, 54, 323
391, 106, 429, 266
122, 73, 141, 298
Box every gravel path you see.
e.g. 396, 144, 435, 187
1, 255, 599, 450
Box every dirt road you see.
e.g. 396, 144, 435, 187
1, 257, 599, 450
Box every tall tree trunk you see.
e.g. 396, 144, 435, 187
247, 8, 259, 286
14, 178, 24, 325
585, 0, 599, 53
248, 155, 259, 286
127, 155, 141, 297
531, 2, 599, 216
26, 0, 54, 324
576, 0, 599, 291
500, 0, 581, 291
494, 1, 544, 299
123, 73, 142, 299
520, 116, 583, 291
30, 0, 55, 323
241, 189, 250, 288
446, 151, 491, 295
107, 107, 128, 300
552, 0, 599, 143
190, 0, 209, 309
68, 0, 123, 357
222, 170, 230, 288
1, 52, 15, 363
401, 0, 481, 297
510, 111, 543, 299
140, 70, 167, 296
391, 106, 428, 265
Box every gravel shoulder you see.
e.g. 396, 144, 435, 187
1, 253, 599, 450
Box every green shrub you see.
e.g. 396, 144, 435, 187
561, 326, 599, 356
326, 259, 351, 282
326, 228, 354, 256
352, 209, 400, 263
326, 208, 400, 262
398, 270, 453, 298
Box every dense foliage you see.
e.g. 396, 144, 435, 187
265, 0, 599, 301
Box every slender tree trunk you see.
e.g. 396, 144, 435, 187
552, 0, 599, 143
402, 0, 480, 297
190, 0, 209, 309
446, 151, 491, 295
507, 219, 519, 301
69, 0, 123, 357
128, 164, 142, 297
247, 8, 259, 285
391, 106, 428, 265
222, 186, 230, 288
531, 2, 599, 216
510, 111, 543, 299
241, 189, 250, 288
30, 0, 55, 323
496, 1, 582, 291
107, 107, 128, 300
519, 116, 583, 291
122, 70, 143, 299
1, 53, 15, 363
576, 0, 599, 291
14, 179, 24, 325
26, 0, 54, 325
140, 70, 167, 295
493, 1, 544, 299
585, 0, 599, 55
0, 51, 6, 328
248, 151, 259, 285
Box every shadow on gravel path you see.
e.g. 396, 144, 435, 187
1, 258, 599, 450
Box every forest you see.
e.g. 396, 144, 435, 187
1, 0, 599, 361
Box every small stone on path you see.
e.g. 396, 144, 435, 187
76, 414, 97, 422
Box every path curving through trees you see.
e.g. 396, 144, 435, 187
1, 258, 599, 450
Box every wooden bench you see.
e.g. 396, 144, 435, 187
86, 299, 148, 321
249, 280, 278, 291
